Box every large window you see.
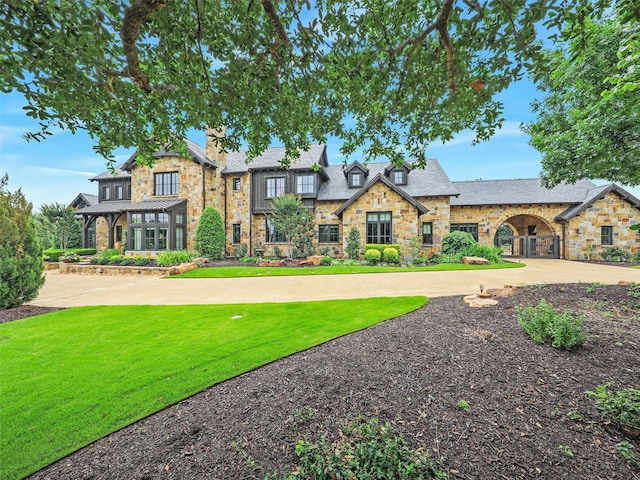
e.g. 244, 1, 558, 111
233, 223, 241, 244
367, 212, 392, 244
601, 226, 613, 245
266, 177, 286, 198
154, 172, 178, 196
296, 174, 315, 194
130, 211, 175, 251
319, 224, 339, 243
422, 222, 433, 244
266, 217, 286, 243
450, 223, 478, 241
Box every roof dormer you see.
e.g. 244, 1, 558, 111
343, 161, 369, 188
384, 162, 411, 186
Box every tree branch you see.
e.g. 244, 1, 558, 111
258, 0, 291, 73
120, 0, 167, 94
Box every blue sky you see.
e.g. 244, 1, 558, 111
2, 79, 639, 211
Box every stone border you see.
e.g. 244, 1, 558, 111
57, 261, 198, 276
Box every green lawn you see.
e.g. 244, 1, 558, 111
0, 297, 426, 480
173, 262, 525, 278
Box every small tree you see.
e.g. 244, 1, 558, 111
0, 175, 45, 309
346, 227, 361, 260
195, 206, 225, 260
270, 194, 314, 258
40, 202, 82, 249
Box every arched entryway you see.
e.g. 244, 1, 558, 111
495, 214, 560, 258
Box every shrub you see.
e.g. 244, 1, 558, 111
234, 244, 248, 258
43, 248, 96, 261
587, 384, 640, 435
516, 299, 586, 349
432, 252, 464, 264
133, 256, 151, 266
156, 250, 194, 267
0, 175, 45, 309
442, 230, 476, 255
346, 227, 361, 260
268, 416, 447, 479
195, 206, 225, 260
632, 250, 640, 264
460, 243, 504, 263
319, 246, 331, 256
601, 246, 632, 262
60, 252, 80, 262
108, 255, 123, 265
412, 256, 429, 265
321, 256, 332, 266
383, 247, 399, 263
364, 249, 381, 264
364, 243, 401, 255
240, 256, 258, 263
119, 257, 134, 266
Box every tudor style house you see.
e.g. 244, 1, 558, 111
74, 131, 640, 261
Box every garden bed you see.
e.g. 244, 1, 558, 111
57, 261, 198, 276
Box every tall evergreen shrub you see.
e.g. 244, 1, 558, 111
0, 175, 45, 309
195, 206, 225, 260
346, 227, 361, 260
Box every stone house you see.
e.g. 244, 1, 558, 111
75, 132, 640, 260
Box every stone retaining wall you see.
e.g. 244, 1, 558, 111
58, 261, 198, 276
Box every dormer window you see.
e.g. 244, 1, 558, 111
393, 169, 406, 185
349, 172, 363, 188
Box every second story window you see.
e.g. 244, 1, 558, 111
154, 172, 178, 196
102, 185, 111, 200
296, 174, 315, 194
393, 170, 406, 185
115, 185, 123, 199
349, 172, 362, 188
266, 177, 285, 198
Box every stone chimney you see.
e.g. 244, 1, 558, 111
205, 126, 226, 167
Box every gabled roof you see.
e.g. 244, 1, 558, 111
318, 159, 458, 201
450, 178, 597, 206
69, 193, 98, 209
384, 161, 411, 175
334, 173, 430, 217
343, 160, 369, 176
222, 144, 328, 174
90, 166, 131, 181
121, 138, 218, 172
555, 183, 640, 221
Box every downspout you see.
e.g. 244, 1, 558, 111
223, 171, 228, 257
202, 164, 206, 211
561, 221, 566, 259
248, 170, 253, 256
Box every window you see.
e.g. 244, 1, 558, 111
266, 177, 285, 198
450, 223, 478, 241
129, 211, 175, 251
154, 172, 178, 196
296, 174, 315, 194
601, 226, 613, 245
319, 224, 339, 243
422, 222, 433, 244
393, 170, 406, 185
367, 212, 392, 244
349, 172, 362, 188
116, 225, 123, 242
265, 217, 286, 242
115, 185, 123, 199
233, 223, 241, 244
102, 186, 111, 200
233, 178, 241, 190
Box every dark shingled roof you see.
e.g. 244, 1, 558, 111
75, 200, 132, 215
69, 193, 98, 208
318, 159, 458, 201
90, 166, 131, 181
126, 198, 187, 211
222, 144, 328, 173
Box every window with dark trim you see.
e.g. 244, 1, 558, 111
232, 223, 241, 244
266, 177, 286, 198
349, 172, 363, 188
422, 222, 433, 244
450, 223, 478, 241
115, 185, 123, 199
130, 211, 178, 251
296, 174, 315, 194
393, 170, 406, 185
116, 225, 123, 242
601, 226, 613, 245
154, 172, 178, 196
232, 178, 241, 190
102, 185, 111, 200
366, 212, 392, 244
265, 217, 286, 242
318, 224, 339, 243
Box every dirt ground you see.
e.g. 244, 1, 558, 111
4, 283, 638, 479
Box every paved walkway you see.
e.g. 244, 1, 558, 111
29, 259, 640, 308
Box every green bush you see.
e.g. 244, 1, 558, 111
240, 256, 258, 263
364, 249, 381, 264
195, 207, 225, 260
460, 243, 504, 263
431, 252, 464, 264
412, 256, 430, 265
319, 246, 331, 256
516, 299, 586, 349
0, 175, 45, 309
119, 257, 134, 266
442, 230, 476, 255
632, 250, 640, 264
587, 385, 640, 434
346, 227, 361, 260
108, 255, 123, 265
156, 250, 194, 267
383, 247, 399, 263
133, 256, 151, 266
364, 243, 401, 255
601, 246, 632, 262
321, 256, 332, 266
234, 244, 248, 258
43, 248, 96, 261
268, 416, 447, 479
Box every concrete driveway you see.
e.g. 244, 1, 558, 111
29, 259, 640, 308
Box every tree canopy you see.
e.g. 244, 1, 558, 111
3, 0, 630, 170
524, 10, 640, 186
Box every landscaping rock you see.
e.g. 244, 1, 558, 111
279, 258, 299, 267
305, 255, 323, 266
257, 259, 281, 267
463, 294, 499, 308
462, 256, 490, 265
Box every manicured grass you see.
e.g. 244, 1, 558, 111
0, 297, 426, 480
173, 262, 525, 278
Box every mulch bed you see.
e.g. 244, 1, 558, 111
10, 283, 639, 479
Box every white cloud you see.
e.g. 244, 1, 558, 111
430, 121, 527, 149
33, 167, 97, 177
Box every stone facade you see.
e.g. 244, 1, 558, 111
224, 173, 251, 254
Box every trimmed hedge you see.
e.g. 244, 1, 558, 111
383, 247, 399, 263
364, 249, 382, 264
364, 244, 401, 255
43, 248, 96, 261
